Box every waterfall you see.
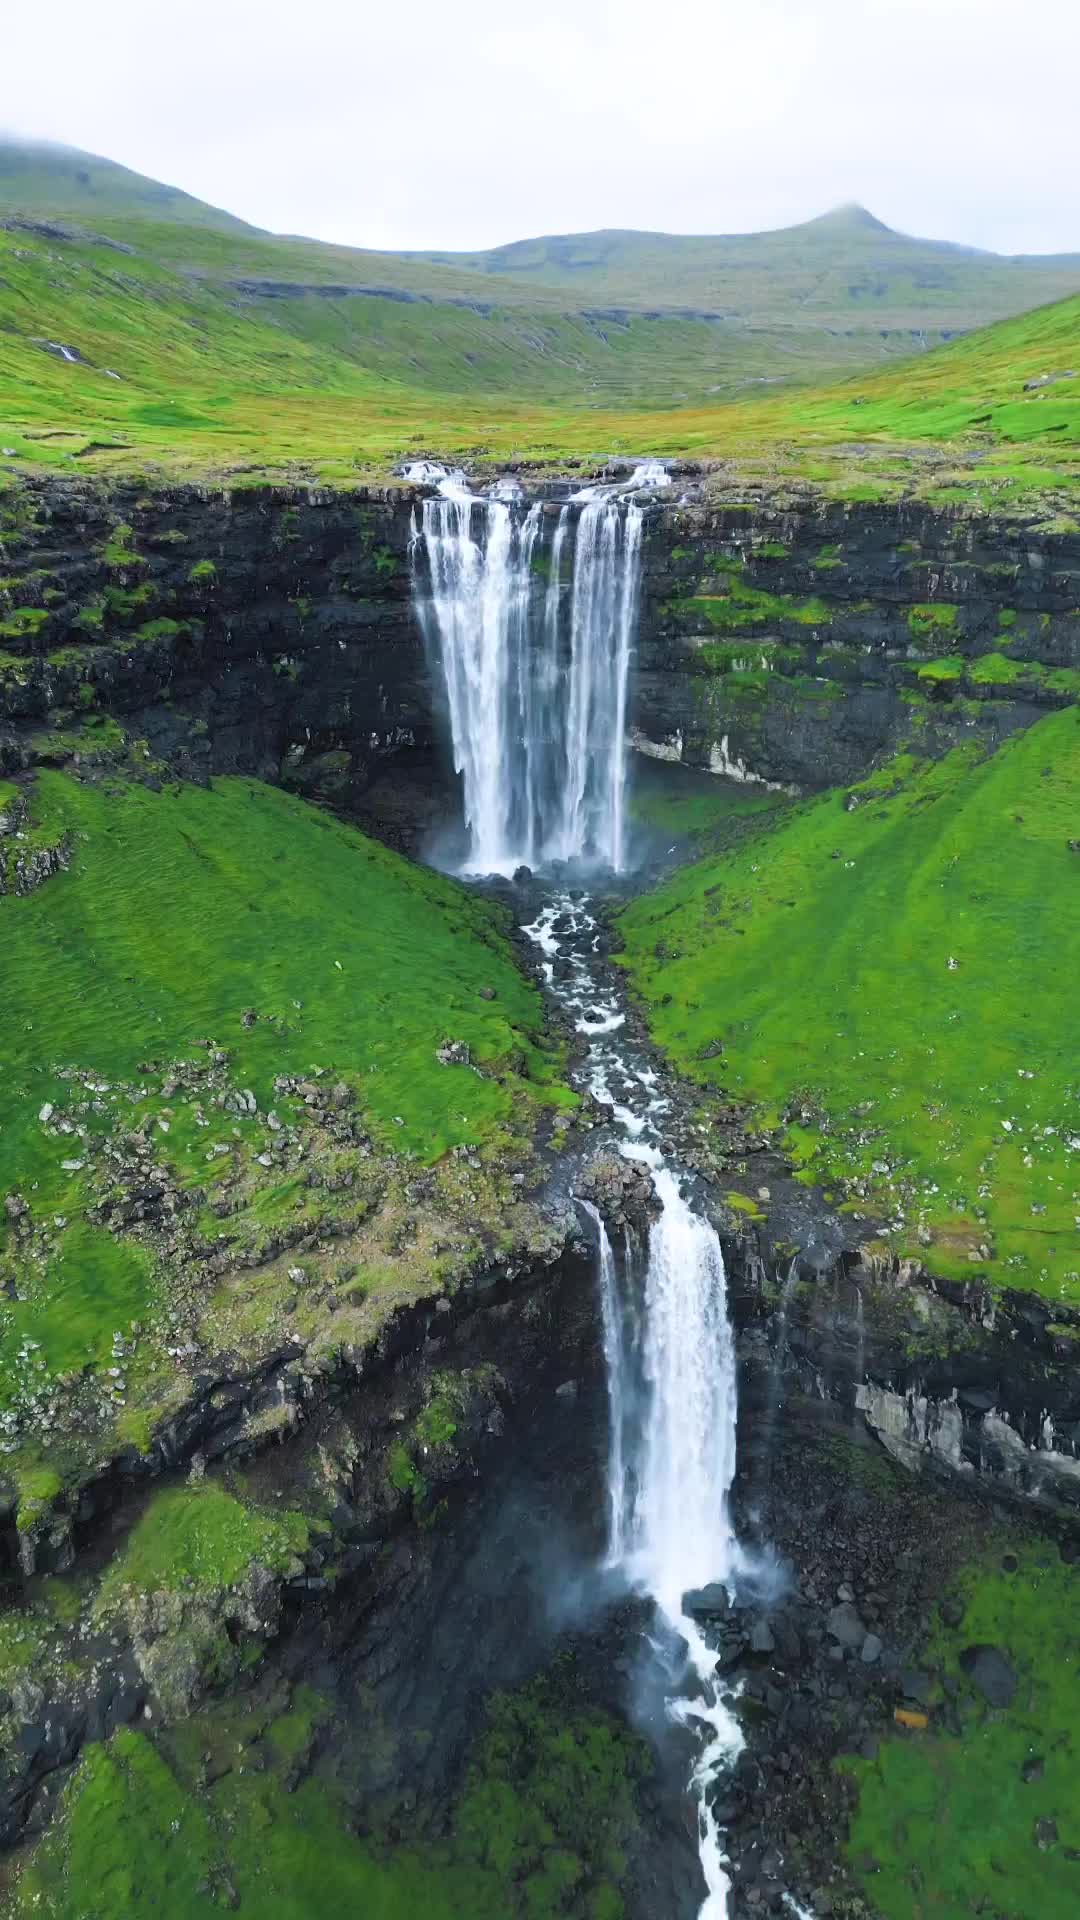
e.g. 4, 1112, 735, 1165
631, 1165, 739, 1612
626, 1164, 744, 1919
524, 890, 745, 1917
408, 464, 662, 875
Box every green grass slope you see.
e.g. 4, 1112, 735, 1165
0, 770, 564, 1440
842, 1538, 1080, 1918
618, 711, 1080, 1299
8, 1665, 646, 1920
0, 139, 259, 235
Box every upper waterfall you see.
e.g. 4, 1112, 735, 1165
408, 464, 667, 876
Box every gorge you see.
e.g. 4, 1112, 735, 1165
0, 455, 1079, 1920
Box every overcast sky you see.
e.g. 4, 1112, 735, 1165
4, 0, 1079, 256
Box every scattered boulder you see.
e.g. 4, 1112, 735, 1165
827, 1601, 866, 1649
959, 1644, 1017, 1708
900, 1668, 932, 1706
436, 1039, 471, 1067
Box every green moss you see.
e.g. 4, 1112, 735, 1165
907, 603, 959, 643
693, 639, 802, 677
916, 657, 964, 683
0, 605, 50, 642
14, 1464, 63, 1533
618, 711, 1080, 1299
187, 560, 216, 585
103, 525, 147, 572
133, 618, 188, 642
387, 1442, 427, 1501
103, 582, 154, 623
9, 1665, 646, 1919
94, 1484, 308, 1609
841, 1541, 1080, 1917
0, 1609, 47, 1681
998, 608, 1017, 630
725, 1190, 765, 1220
672, 578, 832, 633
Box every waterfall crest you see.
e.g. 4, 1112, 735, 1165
409, 466, 660, 875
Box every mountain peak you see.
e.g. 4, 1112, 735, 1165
809, 202, 892, 234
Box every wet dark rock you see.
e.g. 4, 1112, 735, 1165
684, 1583, 731, 1620
750, 1620, 776, 1656
1035, 1817, 1059, 1852
1022, 1754, 1045, 1784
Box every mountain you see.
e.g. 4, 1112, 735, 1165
0, 136, 1078, 490
0, 138, 261, 235
401, 202, 1080, 331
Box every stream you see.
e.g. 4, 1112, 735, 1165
409, 461, 770, 1916
523, 888, 745, 1914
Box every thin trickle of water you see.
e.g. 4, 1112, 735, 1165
758, 1259, 799, 1493
408, 464, 663, 875
579, 1201, 628, 1564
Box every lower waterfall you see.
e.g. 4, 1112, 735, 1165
524, 895, 745, 1918
408, 465, 661, 875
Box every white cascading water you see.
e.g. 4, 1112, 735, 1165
407, 464, 660, 875
523, 894, 745, 1918
409, 457, 752, 1914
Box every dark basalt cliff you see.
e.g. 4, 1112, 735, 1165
4, 476, 1080, 809
635, 496, 1080, 789
0, 479, 427, 814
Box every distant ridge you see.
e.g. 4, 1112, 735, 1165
398, 202, 1080, 324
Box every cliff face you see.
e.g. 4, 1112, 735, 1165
5, 478, 1080, 812
0, 478, 428, 810
635, 496, 1080, 788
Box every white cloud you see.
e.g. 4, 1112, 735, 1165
3, 0, 1079, 255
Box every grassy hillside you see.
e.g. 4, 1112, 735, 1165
0, 139, 259, 235
0, 767, 567, 1478
618, 710, 1080, 1301
7, 1663, 647, 1920
0, 139, 1078, 502
842, 1537, 1080, 1917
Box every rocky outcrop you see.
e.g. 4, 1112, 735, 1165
728, 1229, 1080, 1517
